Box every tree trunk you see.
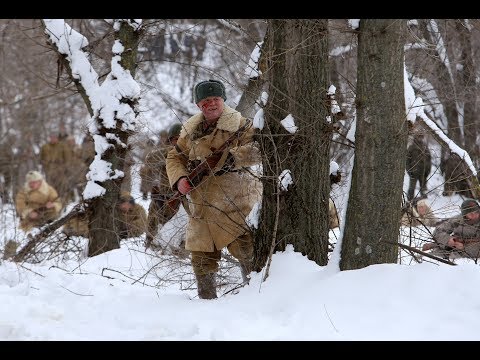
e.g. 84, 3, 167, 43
236, 41, 266, 119
254, 20, 288, 271
418, 20, 462, 146
341, 19, 408, 270
456, 20, 477, 167
254, 19, 331, 270
88, 22, 141, 257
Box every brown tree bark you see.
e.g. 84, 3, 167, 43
340, 19, 408, 270
254, 19, 331, 272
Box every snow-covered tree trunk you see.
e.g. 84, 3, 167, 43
236, 41, 266, 119
42, 20, 142, 257
418, 20, 461, 146
87, 22, 141, 257
455, 20, 478, 167
340, 19, 407, 270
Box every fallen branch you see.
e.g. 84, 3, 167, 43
382, 240, 457, 266
13, 202, 85, 263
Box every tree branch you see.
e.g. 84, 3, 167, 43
13, 203, 85, 263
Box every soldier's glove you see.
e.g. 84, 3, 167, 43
177, 177, 193, 195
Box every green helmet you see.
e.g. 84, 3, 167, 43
168, 124, 182, 139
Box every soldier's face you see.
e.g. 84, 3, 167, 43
197, 96, 224, 121
28, 180, 42, 190
119, 202, 132, 212
417, 205, 427, 215
465, 211, 480, 224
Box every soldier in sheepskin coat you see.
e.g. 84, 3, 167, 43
166, 79, 262, 299
423, 199, 480, 259
15, 170, 63, 231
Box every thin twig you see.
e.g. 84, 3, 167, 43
59, 285, 93, 297
383, 240, 456, 266
323, 304, 339, 333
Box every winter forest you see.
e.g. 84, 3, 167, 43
1, 19, 480, 338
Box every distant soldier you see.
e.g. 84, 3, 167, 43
63, 212, 89, 238
0, 135, 17, 203
62, 136, 83, 203
139, 130, 167, 200
329, 162, 341, 230
145, 124, 183, 249
15, 170, 63, 232
406, 133, 432, 201
40, 132, 71, 202
440, 151, 474, 198
401, 198, 438, 227
329, 198, 339, 229
63, 191, 148, 240
117, 191, 147, 239
423, 199, 480, 259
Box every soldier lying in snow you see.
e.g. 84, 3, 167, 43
422, 199, 480, 259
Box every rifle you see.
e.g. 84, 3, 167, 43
167, 119, 253, 211
461, 238, 480, 245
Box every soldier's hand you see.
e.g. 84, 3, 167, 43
447, 237, 464, 250
422, 243, 436, 251
177, 177, 193, 195
46, 201, 54, 209
29, 211, 38, 219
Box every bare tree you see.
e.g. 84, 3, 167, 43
340, 19, 408, 270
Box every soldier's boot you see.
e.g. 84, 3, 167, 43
196, 273, 217, 299
145, 235, 153, 250
2, 240, 19, 260
443, 183, 453, 197
239, 261, 251, 285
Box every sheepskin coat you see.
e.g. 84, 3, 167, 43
166, 105, 262, 252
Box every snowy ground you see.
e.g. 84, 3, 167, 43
0, 150, 478, 340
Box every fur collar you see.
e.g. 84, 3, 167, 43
180, 105, 242, 138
